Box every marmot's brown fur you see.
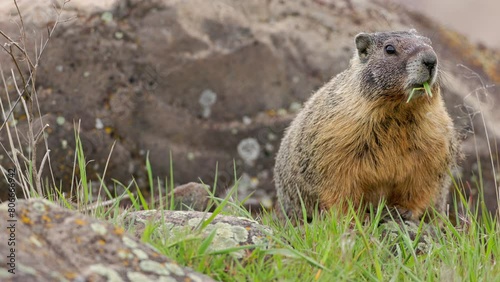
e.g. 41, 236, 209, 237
274, 30, 461, 221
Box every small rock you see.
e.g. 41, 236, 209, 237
0, 199, 215, 281
121, 209, 273, 259
160, 182, 211, 211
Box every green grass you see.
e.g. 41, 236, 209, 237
111, 188, 500, 281
75, 148, 495, 282
39, 135, 497, 281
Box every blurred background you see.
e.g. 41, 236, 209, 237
0, 0, 499, 215
402, 0, 500, 49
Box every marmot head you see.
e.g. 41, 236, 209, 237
354, 30, 438, 101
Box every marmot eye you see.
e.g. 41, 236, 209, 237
385, 45, 396, 54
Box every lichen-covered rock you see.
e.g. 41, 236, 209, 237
121, 210, 273, 259
0, 199, 215, 282
379, 220, 439, 256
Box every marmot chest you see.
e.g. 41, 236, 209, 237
316, 110, 450, 182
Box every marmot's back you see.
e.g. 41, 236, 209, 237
274, 30, 460, 221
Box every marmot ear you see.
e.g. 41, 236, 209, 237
355, 33, 373, 62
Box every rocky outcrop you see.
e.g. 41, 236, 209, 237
0, 199, 215, 281
121, 209, 273, 259
0, 0, 498, 213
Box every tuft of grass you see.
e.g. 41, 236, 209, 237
407, 81, 433, 103
111, 161, 499, 281
157, 196, 499, 281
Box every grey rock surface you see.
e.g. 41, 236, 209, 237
121, 209, 273, 259
0, 199, 215, 282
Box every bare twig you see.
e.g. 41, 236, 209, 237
458, 64, 499, 217
0, 0, 70, 198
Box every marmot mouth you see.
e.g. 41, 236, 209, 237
408, 80, 433, 90
406, 81, 433, 103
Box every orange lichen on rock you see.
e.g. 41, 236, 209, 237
41, 214, 52, 223
63, 272, 78, 280
74, 218, 87, 225
113, 226, 125, 236
21, 214, 33, 225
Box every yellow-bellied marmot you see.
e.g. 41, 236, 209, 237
274, 30, 460, 221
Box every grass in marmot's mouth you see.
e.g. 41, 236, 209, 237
407, 81, 433, 103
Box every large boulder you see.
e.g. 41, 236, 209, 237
0, 199, 215, 281
0, 0, 498, 213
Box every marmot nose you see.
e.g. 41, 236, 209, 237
422, 53, 437, 74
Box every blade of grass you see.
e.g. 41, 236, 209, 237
133, 178, 149, 210
407, 88, 419, 103
169, 151, 175, 210
423, 81, 432, 98
197, 229, 217, 256
146, 151, 154, 209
